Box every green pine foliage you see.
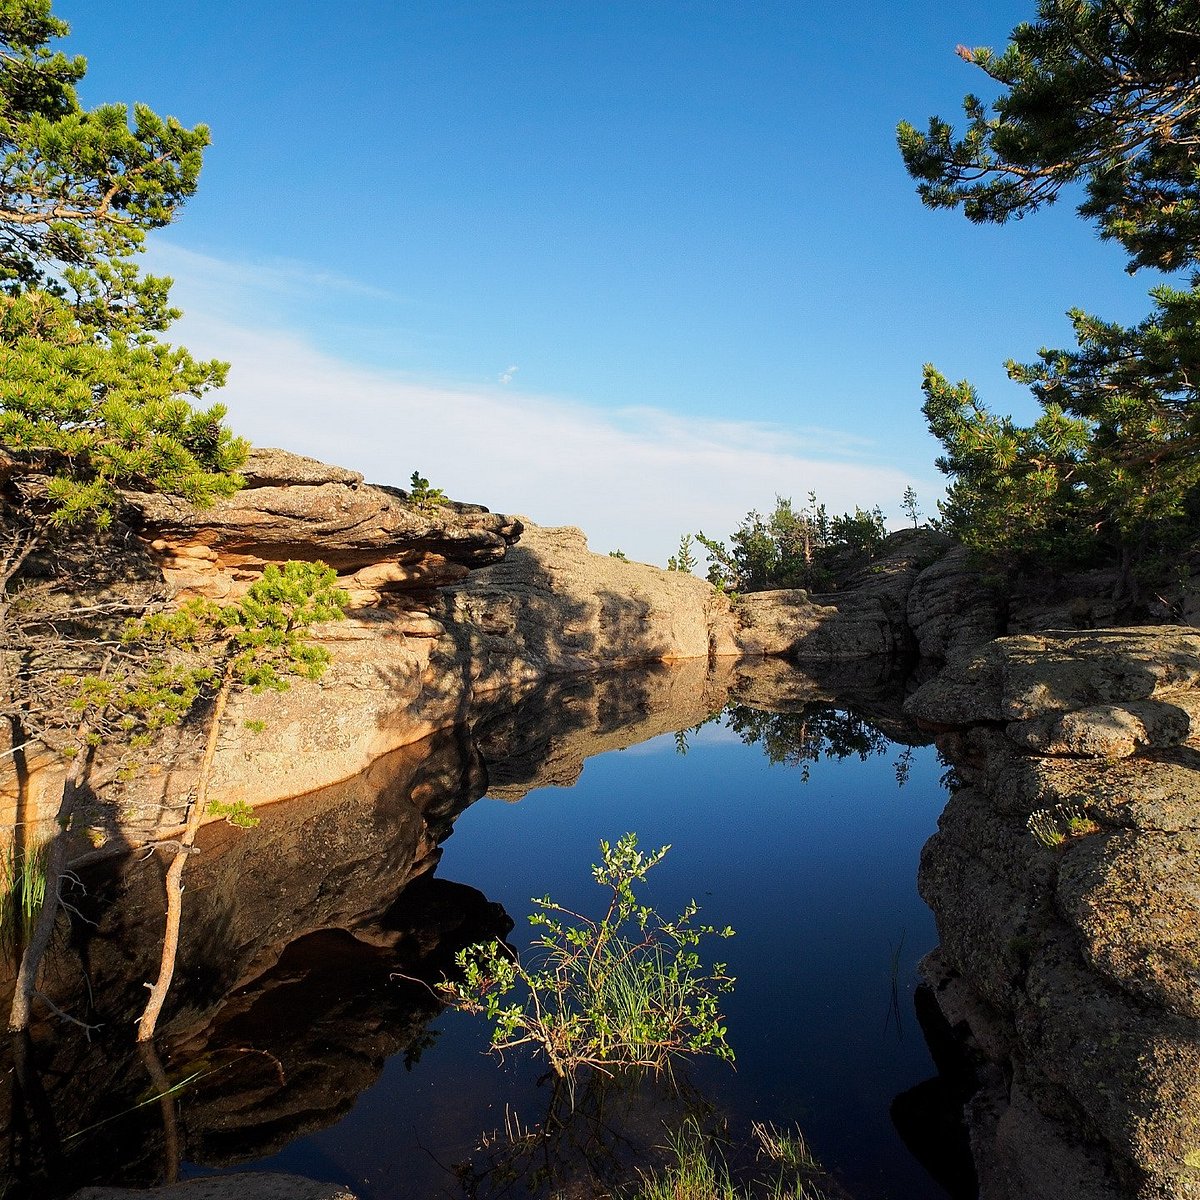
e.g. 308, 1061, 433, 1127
406, 470, 447, 511
896, 0, 1200, 274
1, 0, 212, 290
125, 561, 346, 694
697, 493, 885, 593
899, 1, 1200, 581
666, 533, 698, 573
0, 1, 246, 529
70, 562, 346, 752
1, 290, 243, 526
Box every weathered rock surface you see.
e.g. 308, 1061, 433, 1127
442, 522, 738, 689
734, 588, 899, 659
905, 544, 1005, 659
912, 625, 1200, 1199
126, 447, 522, 605
731, 527, 1004, 664
906, 627, 1200, 731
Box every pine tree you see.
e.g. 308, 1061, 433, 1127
0, 0, 246, 536
898, 0, 1200, 584
1, 2, 247, 750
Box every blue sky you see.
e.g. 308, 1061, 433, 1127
57, 1, 1163, 564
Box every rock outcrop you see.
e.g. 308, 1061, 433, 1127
4, 454, 741, 846
906, 627, 1200, 1200
443, 522, 738, 689
127, 447, 522, 606
731, 528, 1004, 663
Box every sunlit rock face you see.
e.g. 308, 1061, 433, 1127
127, 447, 521, 605
441, 521, 738, 689
910, 627, 1200, 1200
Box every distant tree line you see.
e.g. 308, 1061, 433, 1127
686, 493, 889, 594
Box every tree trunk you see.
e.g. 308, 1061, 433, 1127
139, 1041, 181, 1184
8, 724, 91, 1032
1115, 529, 1147, 607
136, 674, 231, 1043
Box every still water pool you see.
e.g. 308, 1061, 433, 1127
234, 700, 953, 1200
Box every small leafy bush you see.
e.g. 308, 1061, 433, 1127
407, 471, 447, 510
441, 834, 735, 1091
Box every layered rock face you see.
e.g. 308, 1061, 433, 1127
7, 451, 744, 842
907, 628, 1200, 1200
127, 447, 520, 605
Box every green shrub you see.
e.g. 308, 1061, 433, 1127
407, 471, 447, 510
441, 834, 735, 1095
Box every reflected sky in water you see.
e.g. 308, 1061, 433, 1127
251, 705, 949, 1200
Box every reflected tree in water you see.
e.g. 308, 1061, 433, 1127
722, 704, 908, 785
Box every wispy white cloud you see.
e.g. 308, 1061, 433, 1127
159, 246, 940, 566
146, 242, 400, 314
499, 364, 519, 385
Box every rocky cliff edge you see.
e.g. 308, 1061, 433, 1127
4, 450, 740, 842
906, 627, 1200, 1200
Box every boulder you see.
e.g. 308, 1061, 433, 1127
1006, 700, 1192, 759
441, 522, 737, 689
731, 528, 1000, 664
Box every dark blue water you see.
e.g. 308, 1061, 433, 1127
241, 710, 950, 1200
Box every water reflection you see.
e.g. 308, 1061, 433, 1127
0, 657, 953, 1199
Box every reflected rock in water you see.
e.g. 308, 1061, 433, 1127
0, 654, 927, 1197
472, 656, 736, 799
171, 876, 510, 1168
0, 724, 508, 1197
719, 654, 930, 782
